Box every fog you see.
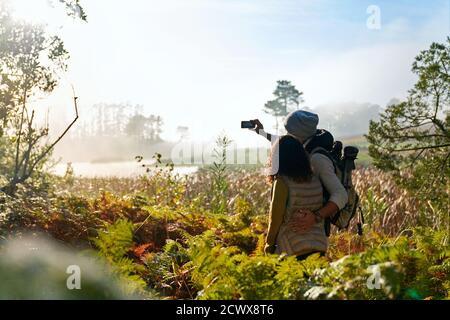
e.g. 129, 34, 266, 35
16, 0, 448, 167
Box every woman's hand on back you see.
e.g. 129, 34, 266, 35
289, 209, 316, 234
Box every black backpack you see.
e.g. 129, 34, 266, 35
306, 130, 364, 236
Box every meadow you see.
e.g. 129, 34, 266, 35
0, 0, 448, 302
1, 154, 448, 300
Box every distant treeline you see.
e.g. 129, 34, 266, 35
54, 103, 168, 162
70, 103, 164, 142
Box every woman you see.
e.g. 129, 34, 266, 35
264, 135, 328, 260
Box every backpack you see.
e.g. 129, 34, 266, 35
310, 139, 364, 236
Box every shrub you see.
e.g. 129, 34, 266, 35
93, 218, 149, 296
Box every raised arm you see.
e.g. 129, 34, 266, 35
250, 119, 279, 143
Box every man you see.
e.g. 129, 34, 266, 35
250, 110, 347, 236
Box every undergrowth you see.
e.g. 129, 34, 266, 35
0, 164, 448, 299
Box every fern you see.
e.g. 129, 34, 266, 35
93, 219, 148, 297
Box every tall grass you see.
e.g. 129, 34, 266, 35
2, 157, 443, 299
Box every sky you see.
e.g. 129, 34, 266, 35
9, 0, 450, 146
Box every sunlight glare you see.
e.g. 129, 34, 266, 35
11, 0, 56, 24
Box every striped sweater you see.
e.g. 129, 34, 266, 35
266, 175, 328, 256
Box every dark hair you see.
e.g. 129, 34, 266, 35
268, 135, 313, 183
304, 129, 334, 153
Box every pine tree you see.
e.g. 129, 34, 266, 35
263, 80, 304, 134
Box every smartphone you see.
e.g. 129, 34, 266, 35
241, 120, 255, 129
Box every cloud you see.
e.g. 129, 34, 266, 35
296, 42, 419, 108
46, 0, 449, 146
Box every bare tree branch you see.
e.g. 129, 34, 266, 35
409, 148, 426, 168
13, 91, 27, 184
395, 121, 433, 132
1, 88, 79, 194
390, 143, 450, 152
384, 133, 446, 140
23, 89, 79, 181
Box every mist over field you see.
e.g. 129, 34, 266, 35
0, 0, 449, 303
29, 0, 447, 168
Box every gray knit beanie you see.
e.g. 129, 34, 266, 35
283, 110, 319, 142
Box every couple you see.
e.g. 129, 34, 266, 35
251, 110, 348, 261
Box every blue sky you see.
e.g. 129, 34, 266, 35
11, 0, 450, 145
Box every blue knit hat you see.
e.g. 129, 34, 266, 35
283, 110, 319, 142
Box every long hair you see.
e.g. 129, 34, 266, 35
268, 135, 313, 183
